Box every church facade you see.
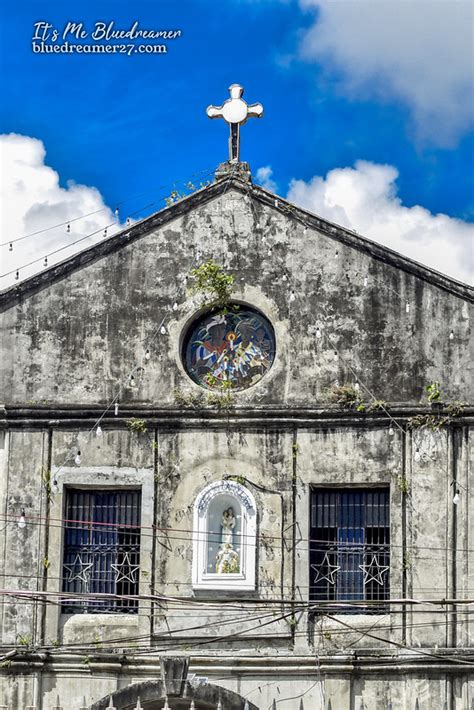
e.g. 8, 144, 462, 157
0, 149, 472, 708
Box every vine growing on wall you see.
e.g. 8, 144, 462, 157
173, 382, 235, 411
329, 384, 366, 412
125, 418, 148, 434
426, 381, 442, 404
41, 466, 53, 502
408, 390, 465, 430
189, 260, 235, 308
164, 180, 211, 206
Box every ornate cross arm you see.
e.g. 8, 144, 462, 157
206, 84, 264, 162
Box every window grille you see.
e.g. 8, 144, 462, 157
62, 489, 141, 614
309, 488, 390, 613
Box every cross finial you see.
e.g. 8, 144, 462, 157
206, 84, 263, 163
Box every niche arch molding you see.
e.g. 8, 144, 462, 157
192, 479, 257, 592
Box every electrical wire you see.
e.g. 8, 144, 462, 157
2, 512, 473, 556
0, 167, 214, 248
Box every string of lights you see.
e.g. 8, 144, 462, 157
2, 201, 155, 279
0, 166, 215, 248
1, 169, 219, 280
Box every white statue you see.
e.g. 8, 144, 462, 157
221, 506, 236, 546
214, 506, 239, 573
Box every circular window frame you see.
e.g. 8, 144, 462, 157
180, 301, 277, 393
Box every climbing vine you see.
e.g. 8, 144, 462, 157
164, 180, 211, 206
173, 381, 235, 411
330, 384, 366, 412
426, 381, 442, 403
125, 418, 148, 434
189, 260, 234, 308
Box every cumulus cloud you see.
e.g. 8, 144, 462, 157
287, 160, 474, 284
300, 0, 474, 145
256, 165, 278, 192
0, 133, 122, 289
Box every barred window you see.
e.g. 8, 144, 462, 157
62, 489, 141, 614
309, 488, 390, 613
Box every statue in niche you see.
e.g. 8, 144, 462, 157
215, 506, 239, 573
221, 507, 236, 545
216, 543, 239, 574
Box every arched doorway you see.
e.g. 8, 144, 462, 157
91, 679, 259, 710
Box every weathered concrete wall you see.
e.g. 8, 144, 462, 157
0, 424, 471, 683
0, 180, 472, 709
0, 658, 471, 709
0, 187, 472, 406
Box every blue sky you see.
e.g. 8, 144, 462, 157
1, 0, 473, 285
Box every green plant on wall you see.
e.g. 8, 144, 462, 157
367, 399, 388, 412
408, 395, 464, 430
41, 466, 53, 502
426, 381, 442, 403
396, 475, 410, 494
447, 400, 464, 418
173, 388, 204, 408
330, 384, 366, 412
206, 387, 234, 410
228, 474, 246, 486
16, 634, 32, 652
165, 189, 184, 206
189, 260, 234, 307
408, 414, 450, 431
126, 418, 148, 434
164, 180, 211, 206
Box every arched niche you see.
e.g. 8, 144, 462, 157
192, 480, 257, 591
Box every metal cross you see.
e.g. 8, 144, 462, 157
206, 84, 264, 163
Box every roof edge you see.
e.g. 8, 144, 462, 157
248, 181, 473, 302
1, 174, 472, 310
0, 178, 229, 311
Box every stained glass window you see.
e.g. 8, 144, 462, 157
183, 305, 275, 390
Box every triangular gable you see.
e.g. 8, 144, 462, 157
1, 174, 472, 311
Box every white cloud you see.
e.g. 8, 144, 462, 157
0, 133, 122, 289
287, 160, 474, 284
256, 165, 277, 192
300, 0, 474, 145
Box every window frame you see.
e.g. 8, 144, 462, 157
309, 486, 390, 614
61, 488, 142, 615
45, 466, 153, 643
